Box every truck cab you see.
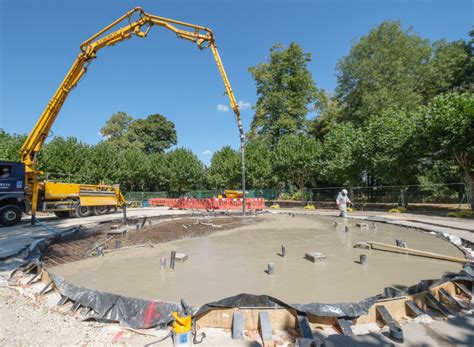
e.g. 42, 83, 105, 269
0, 161, 27, 226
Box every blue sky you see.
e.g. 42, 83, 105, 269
0, 0, 472, 164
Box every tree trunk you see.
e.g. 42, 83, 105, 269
468, 173, 474, 211
454, 152, 473, 210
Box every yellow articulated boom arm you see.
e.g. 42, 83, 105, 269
19, 7, 244, 218
21, 7, 242, 171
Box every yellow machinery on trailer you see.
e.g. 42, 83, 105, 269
13, 7, 243, 225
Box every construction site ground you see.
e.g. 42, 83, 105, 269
0, 206, 473, 346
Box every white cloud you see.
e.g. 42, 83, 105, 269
98, 131, 110, 140
237, 100, 251, 110
217, 101, 251, 112
202, 150, 213, 156
217, 104, 229, 112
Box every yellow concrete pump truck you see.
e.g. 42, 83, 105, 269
0, 7, 244, 226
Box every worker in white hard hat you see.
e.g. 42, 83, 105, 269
336, 189, 352, 217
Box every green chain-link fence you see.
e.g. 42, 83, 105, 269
125, 183, 470, 210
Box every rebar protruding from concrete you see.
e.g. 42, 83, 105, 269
170, 251, 176, 270
372, 223, 377, 229
97, 245, 104, 256
396, 239, 407, 248
267, 263, 275, 275
140, 216, 148, 229
280, 244, 286, 258
115, 240, 121, 249
345, 225, 349, 232
160, 258, 167, 270
359, 254, 367, 264
333, 221, 338, 227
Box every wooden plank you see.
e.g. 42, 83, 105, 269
336, 318, 353, 336
259, 311, 272, 342
405, 300, 425, 317
438, 288, 468, 310
297, 315, 313, 339
376, 305, 396, 325
57, 295, 68, 306
425, 293, 453, 317
196, 308, 296, 330
232, 311, 244, 340
376, 305, 404, 342
39, 281, 54, 295
367, 241, 472, 264
453, 282, 472, 299
355, 297, 407, 325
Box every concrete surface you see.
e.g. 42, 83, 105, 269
0, 207, 186, 268
1, 207, 473, 346
51, 214, 464, 305
302, 209, 474, 243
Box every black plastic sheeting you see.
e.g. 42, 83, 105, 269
49, 272, 181, 329
197, 264, 473, 319
46, 264, 473, 328
4, 215, 473, 329
0, 227, 74, 272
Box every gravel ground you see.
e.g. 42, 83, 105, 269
0, 286, 120, 346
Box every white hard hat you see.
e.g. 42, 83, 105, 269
342, 189, 348, 195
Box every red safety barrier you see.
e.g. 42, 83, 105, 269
148, 197, 265, 211
206, 197, 266, 211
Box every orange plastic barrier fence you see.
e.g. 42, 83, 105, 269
147, 197, 265, 211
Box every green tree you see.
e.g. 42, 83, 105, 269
207, 146, 241, 189
309, 94, 344, 140
320, 122, 364, 185
273, 134, 322, 192
420, 39, 473, 101
100, 112, 177, 153
249, 42, 323, 145
84, 141, 121, 185
336, 22, 473, 125
362, 109, 421, 185
145, 153, 170, 191
39, 137, 91, 182
0, 130, 26, 161
166, 148, 205, 192
420, 92, 474, 207
245, 139, 274, 189
114, 149, 150, 191
100, 111, 133, 140
128, 114, 177, 154
336, 21, 431, 123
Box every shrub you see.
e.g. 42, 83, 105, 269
446, 210, 474, 219
389, 207, 408, 213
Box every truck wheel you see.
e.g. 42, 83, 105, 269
93, 206, 110, 216
0, 205, 22, 226
54, 211, 70, 218
75, 205, 92, 218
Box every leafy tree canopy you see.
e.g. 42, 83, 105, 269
100, 112, 177, 153
249, 42, 323, 145
336, 21, 472, 124
273, 134, 322, 191
207, 146, 241, 189
245, 139, 274, 190
419, 92, 474, 192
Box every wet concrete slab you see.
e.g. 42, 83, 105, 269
50, 214, 465, 306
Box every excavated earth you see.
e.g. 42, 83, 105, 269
47, 214, 465, 306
